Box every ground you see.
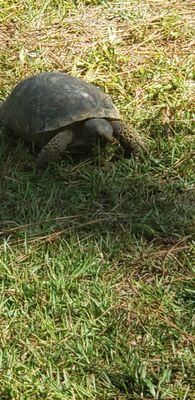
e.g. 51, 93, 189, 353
0, 1, 195, 399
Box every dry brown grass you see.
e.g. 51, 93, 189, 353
1, 1, 194, 91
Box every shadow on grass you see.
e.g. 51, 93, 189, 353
0, 135, 194, 400
0, 136, 194, 246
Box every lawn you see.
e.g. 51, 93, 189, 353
0, 1, 195, 399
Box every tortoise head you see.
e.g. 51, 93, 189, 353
84, 118, 113, 142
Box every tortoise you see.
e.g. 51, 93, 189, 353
0, 72, 144, 167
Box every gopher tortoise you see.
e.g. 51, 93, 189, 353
0, 72, 144, 167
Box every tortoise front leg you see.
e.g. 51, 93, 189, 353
35, 129, 73, 168
111, 121, 146, 158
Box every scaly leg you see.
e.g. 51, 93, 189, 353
111, 121, 146, 158
35, 129, 73, 168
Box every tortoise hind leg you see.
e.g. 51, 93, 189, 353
35, 129, 73, 168
111, 121, 146, 158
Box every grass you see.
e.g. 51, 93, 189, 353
0, 0, 195, 399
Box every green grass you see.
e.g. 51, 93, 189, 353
0, 1, 195, 399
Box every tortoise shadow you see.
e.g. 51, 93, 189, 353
0, 137, 194, 245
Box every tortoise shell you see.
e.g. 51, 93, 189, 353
2, 72, 120, 137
